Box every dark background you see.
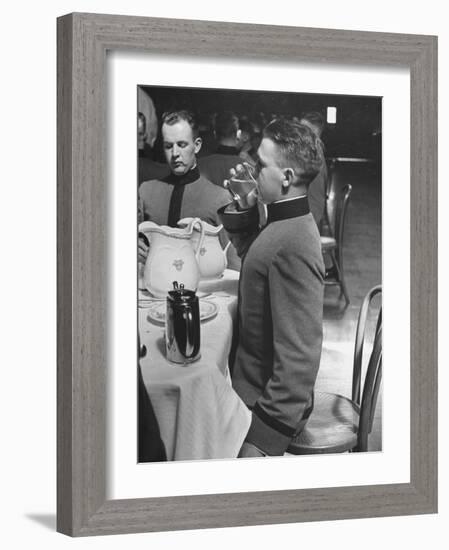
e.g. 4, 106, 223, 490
140, 85, 382, 162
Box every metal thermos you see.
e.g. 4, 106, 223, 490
165, 282, 201, 364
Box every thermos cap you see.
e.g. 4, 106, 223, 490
168, 281, 197, 302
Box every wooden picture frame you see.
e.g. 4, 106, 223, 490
57, 12, 437, 536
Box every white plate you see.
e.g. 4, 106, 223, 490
146, 300, 219, 325
139, 289, 165, 301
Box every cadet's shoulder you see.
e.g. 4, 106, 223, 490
263, 214, 320, 251
197, 175, 228, 196
139, 178, 165, 189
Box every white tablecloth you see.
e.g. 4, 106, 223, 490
138, 270, 251, 461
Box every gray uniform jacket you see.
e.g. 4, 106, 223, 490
219, 196, 325, 455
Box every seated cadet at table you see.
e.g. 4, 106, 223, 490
139, 109, 230, 227
218, 118, 325, 458
138, 110, 239, 268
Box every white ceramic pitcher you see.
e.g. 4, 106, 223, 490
138, 220, 205, 298
178, 218, 230, 280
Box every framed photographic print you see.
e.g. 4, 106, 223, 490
57, 13, 437, 536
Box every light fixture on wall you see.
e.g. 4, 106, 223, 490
327, 106, 337, 124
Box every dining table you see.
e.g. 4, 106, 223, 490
138, 269, 251, 461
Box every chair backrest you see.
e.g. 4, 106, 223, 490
321, 161, 336, 235
324, 183, 352, 274
325, 158, 337, 200
324, 178, 352, 237
334, 184, 352, 246
351, 285, 382, 451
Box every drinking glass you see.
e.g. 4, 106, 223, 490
224, 162, 258, 209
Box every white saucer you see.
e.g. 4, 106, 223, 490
146, 300, 219, 325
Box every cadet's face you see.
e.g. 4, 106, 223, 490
255, 137, 285, 204
162, 120, 201, 176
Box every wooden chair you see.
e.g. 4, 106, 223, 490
286, 285, 382, 454
318, 157, 337, 237
321, 183, 352, 305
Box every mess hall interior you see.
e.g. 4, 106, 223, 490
137, 84, 382, 461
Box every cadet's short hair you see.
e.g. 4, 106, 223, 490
263, 118, 323, 186
161, 110, 200, 139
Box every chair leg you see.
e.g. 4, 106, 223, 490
330, 249, 350, 305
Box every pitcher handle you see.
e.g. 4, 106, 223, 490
191, 218, 206, 262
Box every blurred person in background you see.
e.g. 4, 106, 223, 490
238, 119, 261, 168
138, 112, 169, 185
299, 111, 328, 227
199, 110, 243, 188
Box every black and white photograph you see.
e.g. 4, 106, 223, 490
136, 85, 382, 463
1, 0, 443, 544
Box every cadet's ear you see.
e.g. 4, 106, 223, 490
282, 167, 295, 189
194, 137, 202, 154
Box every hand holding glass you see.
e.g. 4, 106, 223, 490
224, 162, 258, 210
